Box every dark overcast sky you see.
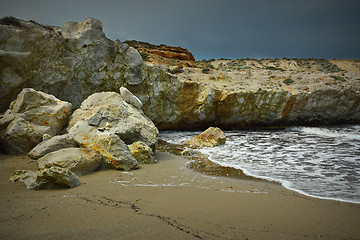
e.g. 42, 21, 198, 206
1, 0, 360, 60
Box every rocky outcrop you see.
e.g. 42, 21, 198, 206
9, 167, 80, 190
37, 148, 102, 176
0, 17, 142, 112
185, 127, 226, 149
125, 40, 195, 67
128, 141, 156, 164
28, 134, 78, 159
0, 88, 72, 154
1, 17, 359, 130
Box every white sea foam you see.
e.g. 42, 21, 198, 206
300, 126, 360, 141
159, 125, 360, 204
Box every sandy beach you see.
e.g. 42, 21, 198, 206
1, 152, 359, 240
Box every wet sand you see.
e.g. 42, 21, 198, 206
1, 152, 359, 240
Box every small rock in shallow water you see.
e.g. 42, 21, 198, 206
185, 127, 226, 149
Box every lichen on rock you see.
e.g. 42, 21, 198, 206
128, 141, 156, 164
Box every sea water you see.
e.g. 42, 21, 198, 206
159, 125, 360, 204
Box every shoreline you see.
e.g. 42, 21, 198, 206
158, 127, 360, 205
1, 152, 359, 239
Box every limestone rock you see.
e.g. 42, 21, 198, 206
0, 17, 124, 111
68, 91, 158, 150
9, 167, 80, 190
128, 141, 156, 164
28, 134, 78, 159
140, 76, 222, 130
37, 148, 102, 176
215, 88, 360, 127
69, 121, 140, 171
0, 88, 72, 154
120, 87, 143, 108
185, 127, 226, 149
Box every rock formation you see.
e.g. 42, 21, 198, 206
4, 87, 161, 189
185, 127, 226, 149
1, 17, 360, 131
0, 88, 72, 154
0, 62, 166, 192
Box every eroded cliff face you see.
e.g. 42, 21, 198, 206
215, 88, 360, 128
1, 17, 360, 130
0, 17, 142, 111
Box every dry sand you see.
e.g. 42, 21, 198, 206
1, 152, 359, 240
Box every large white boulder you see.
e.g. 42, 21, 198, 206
68, 91, 158, 150
37, 148, 102, 176
0, 88, 72, 154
